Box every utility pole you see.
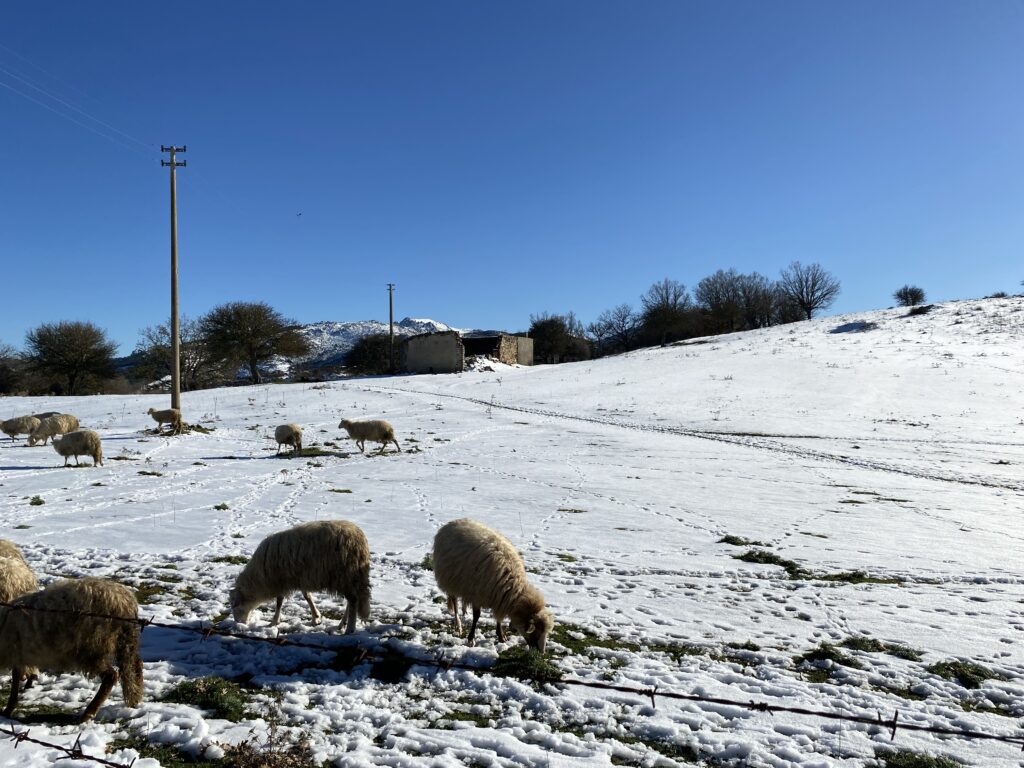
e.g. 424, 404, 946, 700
161, 145, 186, 414
387, 283, 396, 374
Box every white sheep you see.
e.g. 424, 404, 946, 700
433, 518, 554, 652
230, 520, 371, 633
0, 577, 144, 723
338, 418, 401, 454
146, 407, 181, 432
0, 539, 38, 605
27, 413, 79, 446
274, 423, 303, 456
0, 540, 40, 690
1, 416, 40, 442
52, 429, 104, 467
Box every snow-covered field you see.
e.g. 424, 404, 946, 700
1, 297, 1022, 767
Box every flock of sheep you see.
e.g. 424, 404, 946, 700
0, 405, 554, 724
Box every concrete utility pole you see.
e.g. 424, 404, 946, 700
387, 283, 396, 374
161, 145, 186, 412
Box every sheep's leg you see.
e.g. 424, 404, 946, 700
376, 441, 386, 455
357, 439, 366, 453
303, 591, 322, 625
79, 668, 118, 723
343, 596, 357, 634
467, 605, 481, 647
495, 614, 507, 642
3, 667, 23, 717
74, 455, 80, 466
23, 671, 37, 690
447, 596, 463, 635
393, 439, 401, 453
271, 595, 284, 625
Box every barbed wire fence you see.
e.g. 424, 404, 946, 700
1, 599, 1022, 768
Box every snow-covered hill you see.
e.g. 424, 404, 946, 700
0, 296, 1022, 767
297, 317, 455, 367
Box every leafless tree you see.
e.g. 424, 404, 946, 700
640, 278, 692, 345
778, 262, 841, 320
893, 285, 926, 307
136, 316, 233, 390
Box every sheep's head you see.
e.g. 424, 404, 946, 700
147, 408, 156, 415
338, 419, 352, 430
229, 587, 257, 624
512, 606, 554, 653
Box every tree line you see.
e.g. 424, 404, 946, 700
529, 261, 848, 363
0, 302, 310, 396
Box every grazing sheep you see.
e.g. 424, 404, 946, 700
433, 518, 554, 652
0, 539, 38, 604
146, 407, 181, 432
27, 414, 79, 446
338, 418, 401, 454
274, 423, 303, 456
1, 416, 40, 442
230, 520, 371, 633
0, 577, 144, 723
52, 429, 103, 467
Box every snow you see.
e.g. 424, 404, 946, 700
0, 297, 1022, 766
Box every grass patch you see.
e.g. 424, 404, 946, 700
726, 640, 761, 652
817, 570, 902, 584
550, 623, 641, 655
556, 553, 578, 563
328, 488, 352, 493
794, 643, 863, 671
29, 495, 44, 506
213, 502, 229, 511
842, 636, 921, 660
12, 524, 30, 529
108, 735, 206, 766
926, 660, 1002, 689
420, 554, 434, 571
211, 555, 249, 566
90, 481, 106, 487
134, 582, 173, 605
492, 645, 561, 682
876, 748, 961, 768
442, 708, 492, 727
877, 685, 928, 701
959, 700, 1016, 717
647, 643, 705, 664
138, 470, 163, 477
718, 534, 765, 546
557, 508, 587, 514
109, 455, 137, 461
161, 676, 256, 721
734, 549, 807, 579
278, 447, 349, 459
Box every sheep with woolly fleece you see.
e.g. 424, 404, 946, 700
338, 418, 401, 454
27, 413, 79, 446
0, 539, 38, 605
1, 416, 40, 442
52, 429, 104, 467
0, 540, 40, 692
0, 577, 144, 723
146, 406, 181, 432
31, 411, 60, 420
230, 520, 371, 633
433, 518, 554, 652
274, 423, 303, 456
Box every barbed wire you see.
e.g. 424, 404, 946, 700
0, 724, 135, 768
1, 599, 1022, 755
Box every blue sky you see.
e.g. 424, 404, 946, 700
2, 1, 1022, 353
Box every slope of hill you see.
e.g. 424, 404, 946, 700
0, 296, 1021, 767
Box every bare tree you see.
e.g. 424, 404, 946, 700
199, 302, 311, 384
0, 343, 23, 394
695, 269, 743, 332
136, 316, 232, 390
893, 285, 926, 307
24, 321, 118, 395
778, 262, 841, 320
640, 278, 692, 345
736, 272, 776, 329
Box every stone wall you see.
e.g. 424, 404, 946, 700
401, 331, 464, 374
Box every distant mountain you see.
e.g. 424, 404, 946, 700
296, 317, 455, 368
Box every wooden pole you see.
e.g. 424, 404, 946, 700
161, 146, 186, 414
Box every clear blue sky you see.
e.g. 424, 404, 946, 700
2, 1, 1022, 353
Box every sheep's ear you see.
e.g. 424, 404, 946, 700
527, 620, 536, 634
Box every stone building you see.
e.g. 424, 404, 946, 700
400, 331, 533, 373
